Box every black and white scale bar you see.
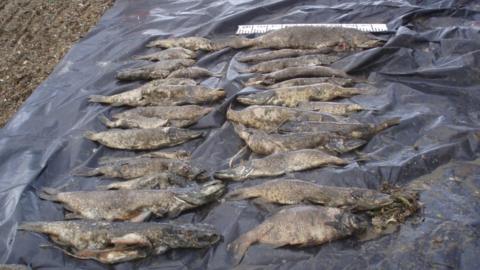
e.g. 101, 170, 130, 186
236, 24, 388, 35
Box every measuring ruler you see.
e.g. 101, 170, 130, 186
236, 23, 388, 35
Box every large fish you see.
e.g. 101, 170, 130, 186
279, 118, 401, 139
100, 105, 214, 129
89, 85, 225, 106
84, 127, 204, 150
97, 173, 187, 190
242, 54, 341, 73
97, 149, 191, 164
18, 220, 220, 264
233, 124, 366, 155
39, 181, 225, 221
237, 83, 365, 107
245, 66, 349, 86
296, 101, 364, 116
226, 105, 337, 132
147, 36, 215, 51
214, 149, 347, 181
134, 47, 197, 61
266, 77, 355, 88
116, 59, 195, 81
237, 48, 332, 63
229, 206, 367, 262
167, 67, 221, 79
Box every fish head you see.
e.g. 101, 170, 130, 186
352, 190, 395, 211
236, 91, 275, 106
213, 164, 252, 181
325, 137, 366, 154
339, 213, 369, 234
353, 34, 385, 49
177, 180, 225, 205
178, 223, 221, 247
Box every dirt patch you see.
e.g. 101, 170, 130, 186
0, 0, 114, 127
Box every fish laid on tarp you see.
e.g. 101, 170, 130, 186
246, 66, 349, 86
233, 124, 366, 155
214, 149, 347, 181
89, 85, 225, 106
18, 220, 220, 264
117, 59, 195, 81
237, 83, 366, 107
237, 48, 332, 63
97, 173, 187, 190
279, 118, 401, 139
84, 127, 204, 150
296, 101, 364, 116
38, 181, 225, 221
242, 54, 341, 73
229, 205, 367, 262
134, 47, 197, 61
227, 105, 337, 132
147, 36, 215, 51
100, 105, 213, 129
267, 77, 355, 88
98, 149, 191, 165
167, 67, 221, 79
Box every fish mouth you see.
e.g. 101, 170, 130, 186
176, 180, 225, 205
359, 39, 385, 48
213, 165, 251, 181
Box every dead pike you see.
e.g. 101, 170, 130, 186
233, 124, 365, 155
84, 127, 204, 150
89, 85, 225, 107
297, 101, 364, 116
267, 77, 355, 88
117, 59, 195, 81
229, 206, 367, 262
237, 83, 365, 107
279, 118, 401, 139
242, 54, 341, 73
147, 36, 215, 51
227, 179, 395, 211
98, 150, 191, 165
100, 105, 213, 129
38, 181, 225, 221
98, 173, 188, 190
18, 220, 220, 264
74, 155, 206, 180
134, 47, 197, 61
246, 66, 349, 86
167, 67, 221, 79
214, 149, 347, 181
237, 48, 332, 63
227, 105, 337, 132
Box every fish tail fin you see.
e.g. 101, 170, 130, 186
88, 95, 109, 104
225, 188, 254, 201
98, 115, 118, 128
71, 166, 100, 177
228, 231, 257, 265
84, 131, 98, 141
37, 187, 60, 201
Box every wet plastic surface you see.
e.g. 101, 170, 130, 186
1, 0, 480, 269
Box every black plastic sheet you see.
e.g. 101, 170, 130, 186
1, 0, 480, 269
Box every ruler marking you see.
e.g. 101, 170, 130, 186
235, 23, 388, 34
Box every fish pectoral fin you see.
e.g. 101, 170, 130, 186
129, 211, 152, 222
111, 233, 153, 249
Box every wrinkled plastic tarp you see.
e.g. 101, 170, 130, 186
1, 0, 480, 269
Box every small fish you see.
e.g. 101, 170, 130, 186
98, 150, 191, 165
279, 118, 401, 140
297, 101, 364, 116
245, 66, 349, 86
117, 59, 195, 81
229, 205, 367, 262
214, 149, 347, 181
233, 124, 365, 155
226, 179, 395, 211
89, 85, 225, 106
147, 36, 215, 51
134, 47, 197, 61
267, 77, 355, 88
38, 181, 225, 221
227, 105, 337, 132
97, 173, 187, 190
237, 48, 332, 63
242, 54, 341, 73
167, 67, 221, 79
100, 105, 214, 129
84, 127, 204, 150
237, 83, 365, 107
18, 220, 220, 264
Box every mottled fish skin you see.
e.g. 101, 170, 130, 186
0, 265, 29, 270
38, 181, 225, 221
84, 127, 204, 150
97, 173, 188, 190
297, 102, 364, 116
89, 85, 225, 107
279, 118, 401, 140
98, 150, 191, 165
226, 179, 395, 211
237, 83, 365, 107
267, 77, 355, 88
237, 48, 332, 63
134, 47, 197, 61
245, 66, 349, 86
233, 124, 365, 155
229, 205, 367, 262
243, 54, 341, 73
214, 149, 347, 181
116, 59, 195, 81
147, 37, 215, 51
227, 105, 337, 132
101, 105, 214, 129
18, 220, 220, 264
167, 67, 221, 79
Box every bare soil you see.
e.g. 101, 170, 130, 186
0, 0, 114, 127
